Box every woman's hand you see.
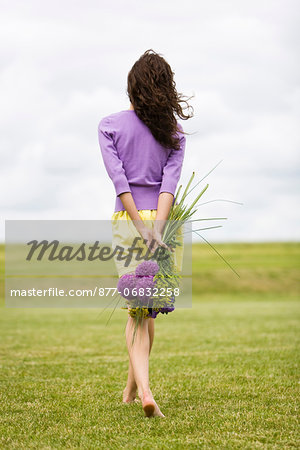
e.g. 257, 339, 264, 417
150, 228, 170, 253
138, 225, 154, 251
138, 226, 170, 254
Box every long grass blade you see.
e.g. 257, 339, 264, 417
186, 160, 223, 196
173, 184, 183, 207
96, 291, 120, 320
188, 218, 228, 222
194, 230, 240, 278
105, 294, 123, 326
177, 172, 195, 207
188, 225, 223, 233
195, 199, 244, 208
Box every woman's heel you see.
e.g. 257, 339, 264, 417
142, 400, 155, 417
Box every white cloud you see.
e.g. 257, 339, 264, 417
0, 0, 299, 242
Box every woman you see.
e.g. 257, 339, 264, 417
98, 49, 193, 418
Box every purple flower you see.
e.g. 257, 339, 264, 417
117, 274, 137, 300
148, 309, 159, 318
136, 276, 156, 306
135, 260, 159, 278
158, 296, 175, 314
160, 305, 175, 314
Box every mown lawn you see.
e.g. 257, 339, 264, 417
0, 243, 299, 449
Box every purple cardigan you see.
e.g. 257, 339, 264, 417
98, 110, 186, 212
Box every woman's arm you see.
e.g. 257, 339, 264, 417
118, 192, 148, 235
154, 192, 174, 233
151, 192, 174, 252
98, 118, 131, 197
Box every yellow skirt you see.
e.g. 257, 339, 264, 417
111, 209, 184, 278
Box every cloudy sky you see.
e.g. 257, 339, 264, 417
0, 0, 299, 243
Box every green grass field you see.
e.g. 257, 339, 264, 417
0, 243, 299, 448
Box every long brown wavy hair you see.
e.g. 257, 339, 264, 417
127, 49, 194, 150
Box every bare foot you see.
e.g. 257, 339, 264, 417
139, 390, 165, 418
152, 400, 165, 418
122, 387, 137, 403
141, 392, 155, 417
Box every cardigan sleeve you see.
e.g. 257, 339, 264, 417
159, 123, 186, 196
98, 117, 131, 197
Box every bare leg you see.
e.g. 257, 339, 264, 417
126, 316, 150, 393
148, 317, 154, 354
125, 316, 164, 417
122, 359, 137, 403
123, 317, 154, 403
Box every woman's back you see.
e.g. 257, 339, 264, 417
98, 109, 186, 212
